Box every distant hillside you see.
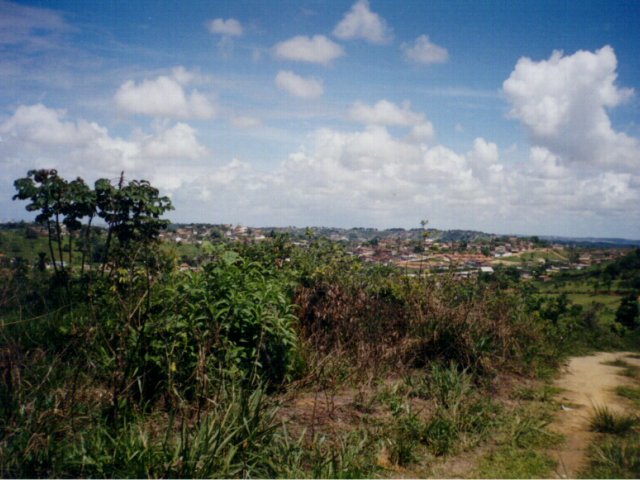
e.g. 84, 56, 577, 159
538, 236, 640, 248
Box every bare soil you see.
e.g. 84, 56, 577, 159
550, 351, 640, 478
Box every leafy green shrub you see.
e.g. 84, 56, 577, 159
141, 250, 300, 401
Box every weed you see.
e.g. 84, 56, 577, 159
616, 385, 640, 407
474, 400, 560, 478
476, 447, 556, 478
590, 406, 638, 435
428, 362, 473, 413
512, 384, 563, 402
602, 358, 640, 378
386, 400, 425, 466
508, 414, 561, 449
584, 433, 640, 478
424, 414, 457, 456
294, 430, 378, 479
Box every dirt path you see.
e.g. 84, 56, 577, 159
550, 351, 640, 478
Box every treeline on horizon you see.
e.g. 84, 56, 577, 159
1, 170, 639, 477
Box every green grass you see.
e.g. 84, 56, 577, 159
476, 447, 556, 478
500, 249, 568, 265
616, 386, 640, 407
512, 384, 563, 402
0, 229, 51, 263
602, 359, 640, 379
474, 398, 561, 478
590, 406, 638, 435
583, 433, 640, 478
566, 293, 621, 308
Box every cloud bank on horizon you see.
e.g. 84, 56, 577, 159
0, 0, 638, 238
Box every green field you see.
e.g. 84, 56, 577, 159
0, 228, 51, 263
500, 248, 568, 264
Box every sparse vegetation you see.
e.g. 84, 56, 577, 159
2, 170, 640, 477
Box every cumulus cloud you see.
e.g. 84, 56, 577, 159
275, 70, 324, 98
503, 45, 638, 169
527, 146, 568, 179
139, 123, 207, 159
166, 119, 640, 236
333, 0, 392, 44
402, 35, 449, 64
0, 103, 105, 146
207, 18, 243, 36
0, 103, 207, 183
348, 100, 434, 141
348, 100, 424, 126
273, 35, 345, 65
115, 67, 215, 119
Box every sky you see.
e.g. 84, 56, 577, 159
0, 0, 639, 238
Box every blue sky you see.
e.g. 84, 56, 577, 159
1, 0, 639, 238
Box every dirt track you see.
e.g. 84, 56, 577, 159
551, 351, 640, 478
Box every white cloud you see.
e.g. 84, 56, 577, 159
231, 115, 262, 128
207, 18, 243, 36
0, 103, 104, 146
402, 35, 449, 64
115, 67, 215, 119
333, 0, 392, 44
503, 45, 638, 169
139, 123, 207, 159
348, 100, 434, 141
275, 70, 324, 98
273, 35, 345, 65
0, 0, 70, 49
409, 122, 435, 142
348, 100, 423, 126
0, 103, 208, 183
527, 146, 567, 179
169, 123, 640, 236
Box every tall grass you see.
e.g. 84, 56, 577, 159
590, 406, 638, 435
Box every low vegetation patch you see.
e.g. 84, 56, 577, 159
2, 169, 638, 477
590, 406, 638, 435
603, 358, 640, 378
584, 433, 640, 478
616, 385, 640, 407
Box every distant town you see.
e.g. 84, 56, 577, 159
1, 221, 637, 281
156, 223, 636, 280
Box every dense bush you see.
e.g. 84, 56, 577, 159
294, 252, 556, 376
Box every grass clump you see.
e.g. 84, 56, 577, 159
474, 397, 560, 478
616, 385, 640, 406
422, 363, 500, 456
602, 358, 640, 378
476, 447, 556, 478
512, 384, 563, 402
590, 406, 638, 435
584, 434, 640, 478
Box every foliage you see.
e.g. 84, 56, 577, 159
585, 433, 640, 478
616, 291, 640, 330
13, 170, 173, 277
5, 169, 640, 477
590, 406, 638, 434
